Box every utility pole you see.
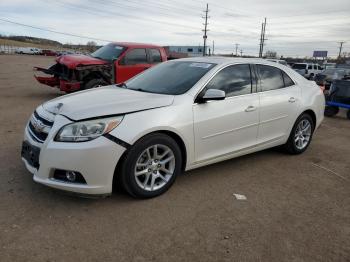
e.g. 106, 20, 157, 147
240, 49, 243, 57
202, 3, 209, 56
212, 40, 214, 56
234, 43, 239, 56
259, 18, 267, 57
338, 41, 345, 60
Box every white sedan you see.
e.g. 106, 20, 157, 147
21, 57, 325, 198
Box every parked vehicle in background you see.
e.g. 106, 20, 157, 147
267, 59, 288, 66
22, 58, 325, 198
15, 47, 41, 55
57, 50, 74, 56
34, 42, 167, 93
323, 62, 336, 69
41, 49, 58, 56
292, 63, 323, 79
324, 80, 350, 119
314, 68, 350, 90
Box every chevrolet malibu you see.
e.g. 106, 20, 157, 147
22, 58, 325, 198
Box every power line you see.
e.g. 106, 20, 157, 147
0, 17, 112, 42
202, 3, 209, 56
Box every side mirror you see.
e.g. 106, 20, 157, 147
197, 89, 226, 103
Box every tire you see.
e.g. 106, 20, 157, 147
283, 113, 314, 155
119, 133, 182, 198
83, 78, 108, 90
347, 110, 350, 120
324, 106, 339, 117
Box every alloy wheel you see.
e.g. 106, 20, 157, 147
294, 119, 312, 150
134, 144, 175, 191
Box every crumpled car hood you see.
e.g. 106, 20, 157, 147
43, 86, 174, 121
56, 54, 108, 69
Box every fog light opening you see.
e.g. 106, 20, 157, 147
53, 169, 87, 184
66, 171, 77, 182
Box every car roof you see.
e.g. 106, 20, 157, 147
111, 42, 162, 48
171, 56, 287, 67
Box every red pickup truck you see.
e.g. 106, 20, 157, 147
34, 42, 167, 92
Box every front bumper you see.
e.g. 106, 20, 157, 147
34, 75, 81, 92
22, 115, 126, 195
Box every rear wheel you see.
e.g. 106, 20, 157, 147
283, 113, 314, 154
119, 133, 182, 198
83, 78, 108, 90
324, 106, 339, 117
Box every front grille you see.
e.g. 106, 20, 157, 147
27, 109, 54, 143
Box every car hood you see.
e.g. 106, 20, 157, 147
43, 86, 174, 121
56, 54, 108, 69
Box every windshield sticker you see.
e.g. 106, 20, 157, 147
114, 46, 124, 50
189, 63, 212, 69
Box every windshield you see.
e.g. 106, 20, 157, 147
125, 61, 216, 95
292, 64, 307, 69
91, 43, 126, 61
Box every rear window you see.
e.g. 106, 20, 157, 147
292, 64, 307, 69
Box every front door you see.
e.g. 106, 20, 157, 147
193, 64, 259, 163
116, 48, 151, 83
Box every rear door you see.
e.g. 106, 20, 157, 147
193, 64, 259, 162
148, 48, 163, 64
256, 64, 301, 144
116, 48, 150, 83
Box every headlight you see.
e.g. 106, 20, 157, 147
55, 116, 123, 142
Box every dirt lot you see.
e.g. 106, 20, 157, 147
0, 54, 349, 262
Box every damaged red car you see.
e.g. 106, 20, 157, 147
34, 42, 167, 93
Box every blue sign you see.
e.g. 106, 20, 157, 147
313, 51, 328, 57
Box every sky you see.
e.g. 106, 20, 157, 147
0, 0, 349, 57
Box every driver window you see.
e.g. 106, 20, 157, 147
122, 49, 147, 65
205, 64, 252, 97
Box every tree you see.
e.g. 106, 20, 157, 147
265, 50, 277, 58
86, 41, 97, 52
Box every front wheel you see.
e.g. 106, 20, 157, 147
119, 133, 182, 198
283, 114, 314, 154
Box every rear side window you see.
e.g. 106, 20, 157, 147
149, 49, 162, 63
124, 49, 147, 65
308, 65, 313, 70
282, 71, 295, 87
257, 65, 285, 91
205, 64, 252, 97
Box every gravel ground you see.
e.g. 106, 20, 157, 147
0, 54, 349, 262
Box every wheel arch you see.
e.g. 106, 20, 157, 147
301, 109, 317, 129
112, 130, 188, 191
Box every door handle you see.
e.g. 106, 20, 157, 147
245, 106, 257, 112
288, 97, 297, 103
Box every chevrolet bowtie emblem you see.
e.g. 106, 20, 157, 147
31, 117, 45, 132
